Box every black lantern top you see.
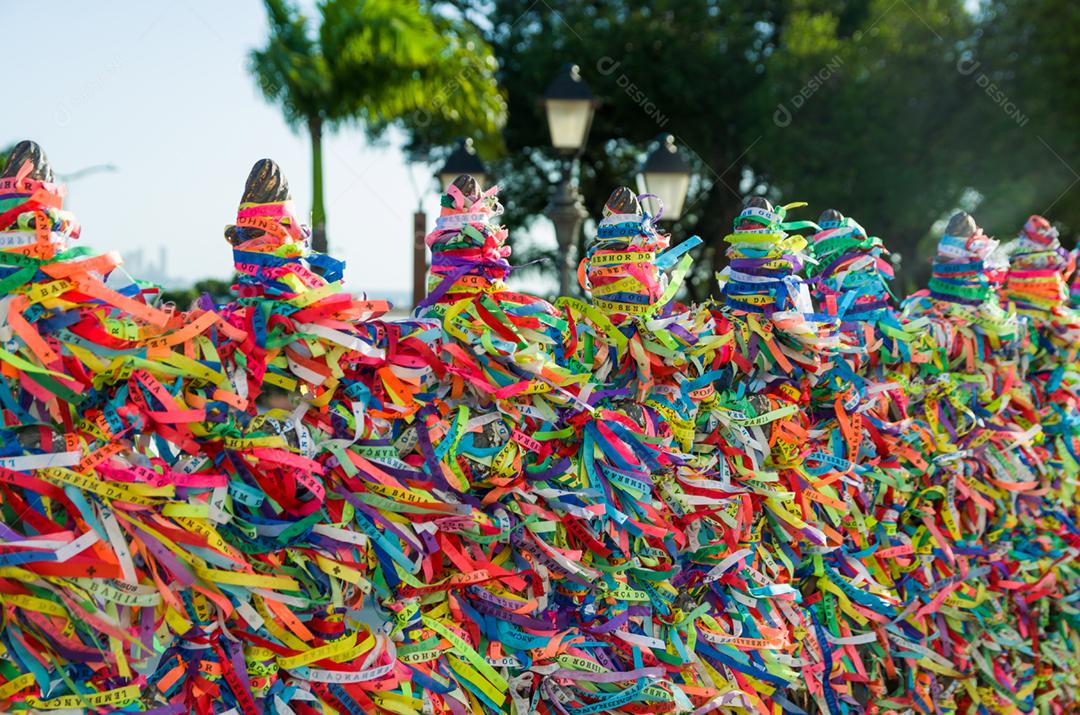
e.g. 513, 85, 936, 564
437, 138, 488, 189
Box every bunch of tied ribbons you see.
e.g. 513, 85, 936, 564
925, 218, 1006, 307
161, 160, 431, 713
716, 199, 817, 317
582, 187, 700, 321
1003, 216, 1080, 572
0, 147, 449, 714
803, 209, 913, 515
555, 188, 802, 712
0, 143, 236, 711
796, 222, 965, 712
806, 210, 912, 367
790, 217, 908, 713
1003, 215, 1080, 461
715, 199, 837, 380
419, 175, 586, 413
422, 177, 510, 309
1004, 215, 1071, 315
1070, 248, 1080, 309
697, 204, 839, 695
891, 216, 1080, 713
1003, 215, 1080, 376
574, 187, 727, 449
902, 212, 1021, 374
0, 139, 1077, 715
681, 201, 860, 712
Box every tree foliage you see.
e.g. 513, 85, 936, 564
253, 0, 506, 134
970, 0, 1080, 246
159, 277, 238, 311
250, 0, 507, 250
421, 0, 1079, 299
756, 0, 981, 293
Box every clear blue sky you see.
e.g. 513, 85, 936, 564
6, 1, 470, 301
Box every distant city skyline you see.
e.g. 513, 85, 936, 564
7, 1, 553, 303
122, 245, 176, 289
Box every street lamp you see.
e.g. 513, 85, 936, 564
543, 64, 596, 296
639, 134, 691, 221
544, 64, 596, 151
437, 138, 488, 191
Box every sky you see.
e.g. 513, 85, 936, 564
5, 1, 480, 303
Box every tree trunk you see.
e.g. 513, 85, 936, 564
308, 116, 327, 254
704, 174, 743, 300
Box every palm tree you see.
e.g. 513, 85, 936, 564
250, 0, 506, 253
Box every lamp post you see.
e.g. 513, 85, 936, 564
411, 140, 490, 309
638, 134, 691, 221
438, 138, 488, 191
57, 163, 118, 183
543, 64, 596, 297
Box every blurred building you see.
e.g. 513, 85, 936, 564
124, 246, 183, 289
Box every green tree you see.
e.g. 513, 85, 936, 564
160, 277, 239, 310
424, 0, 1078, 299
250, 0, 507, 253
756, 0, 983, 293
427, 0, 788, 301
758, 0, 1080, 291
968, 0, 1080, 249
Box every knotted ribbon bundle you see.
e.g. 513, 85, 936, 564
0, 146, 1075, 715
